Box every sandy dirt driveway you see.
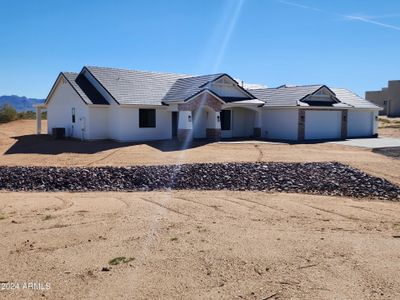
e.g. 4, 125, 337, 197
1, 191, 400, 300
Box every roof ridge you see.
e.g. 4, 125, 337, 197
85, 65, 196, 78
85, 66, 228, 81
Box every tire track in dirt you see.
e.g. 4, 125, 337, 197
85, 148, 123, 166
138, 197, 192, 218
232, 196, 288, 214
345, 205, 395, 218
254, 144, 264, 162
54, 196, 74, 211
214, 196, 265, 213
299, 203, 361, 221
174, 196, 225, 212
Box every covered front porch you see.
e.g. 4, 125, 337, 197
171, 91, 263, 143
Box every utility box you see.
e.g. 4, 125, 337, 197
52, 128, 66, 139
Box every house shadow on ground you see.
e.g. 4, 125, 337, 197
5, 134, 210, 155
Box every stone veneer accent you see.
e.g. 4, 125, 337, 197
253, 127, 261, 138
177, 129, 193, 142
178, 93, 222, 112
206, 128, 221, 141
341, 110, 348, 139
298, 110, 306, 141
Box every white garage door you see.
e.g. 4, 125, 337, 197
305, 110, 341, 140
262, 109, 298, 140
347, 111, 373, 138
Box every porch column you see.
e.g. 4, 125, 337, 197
206, 110, 221, 141
254, 110, 262, 138
36, 106, 42, 135
177, 111, 193, 142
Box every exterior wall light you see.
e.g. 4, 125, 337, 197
217, 115, 220, 122
188, 115, 192, 122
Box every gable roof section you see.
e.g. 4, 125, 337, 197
45, 72, 109, 106
85, 66, 189, 105
84, 66, 255, 105
250, 85, 380, 109
162, 74, 225, 102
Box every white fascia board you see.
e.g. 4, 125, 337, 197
119, 104, 168, 109
185, 90, 226, 104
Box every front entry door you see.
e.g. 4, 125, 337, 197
172, 112, 178, 137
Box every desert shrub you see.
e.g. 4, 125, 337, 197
0, 104, 17, 123
17, 111, 36, 120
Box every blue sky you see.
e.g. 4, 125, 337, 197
1, 0, 400, 98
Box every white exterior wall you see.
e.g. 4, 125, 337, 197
192, 107, 208, 139
305, 110, 341, 140
261, 109, 298, 140
109, 106, 171, 141
232, 108, 255, 138
47, 79, 90, 139
88, 107, 109, 139
347, 110, 374, 138
373, 110, 379, 135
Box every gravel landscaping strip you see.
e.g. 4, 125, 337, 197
0, 162, 399, 200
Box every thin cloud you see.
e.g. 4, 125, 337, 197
275, 0, 400, 32
276, 0, 321, 12
344, 15, 400, 31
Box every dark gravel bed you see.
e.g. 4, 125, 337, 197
0, 162, 399, 200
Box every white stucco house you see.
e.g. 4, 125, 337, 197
36, 66, 381, 142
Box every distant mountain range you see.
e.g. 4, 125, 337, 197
0, 95, 45, 112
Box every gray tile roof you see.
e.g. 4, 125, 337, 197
250, 85, 323, 107
85, 66, 189, 105
162, 74, 225, 102
250, 85, 380, 109
62, 72, 109, 105
330, 88, 380, 109
62, 72, 90, 103
84, 66, 254, 105
85, 66, 240, 105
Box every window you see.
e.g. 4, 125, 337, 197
72, 108, 76, 123
139, 109, 156, 128
220, 110, 231, 131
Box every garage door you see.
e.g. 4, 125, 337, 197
305, 110, 341, 140
347, 111, 373, 138
262, 109, 298, 140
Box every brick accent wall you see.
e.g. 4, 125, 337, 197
206, 128, 221, 141
178, 93, 222, 112
298, 110, 305, 141
341, 110, 348, 139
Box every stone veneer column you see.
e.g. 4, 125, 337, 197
177, 111, 193, 142
206, 110, 221, 141
341, 110, 348, 139
253, 111, 262, 138
298, 109, 305, 141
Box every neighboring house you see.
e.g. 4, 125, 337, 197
366, 80, 400, 117
36, 66, 380, 142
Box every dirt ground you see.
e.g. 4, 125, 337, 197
1, 120, 400, 299
378, 116, 400, 138
0, 120, 400, 185
1, 191, 400, 299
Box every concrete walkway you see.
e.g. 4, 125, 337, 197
331, 137, 400, 149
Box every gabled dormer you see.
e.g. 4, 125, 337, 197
299, 85, 340, 106
204, 74, 256, 101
